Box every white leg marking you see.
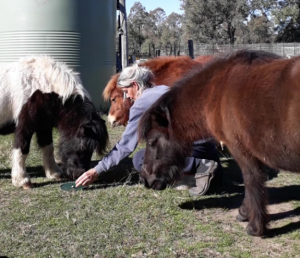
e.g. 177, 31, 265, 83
11, 148, 30, 187
42, 144, 63, 179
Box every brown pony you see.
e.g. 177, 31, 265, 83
138, 50, 292, 237
103, 55, 213, 127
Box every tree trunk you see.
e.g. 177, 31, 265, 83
148, 44, 151, 57
227, 23, 235, 45
188, 40, 194, 59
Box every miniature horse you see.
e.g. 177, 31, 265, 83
138, 50, 295, 236
0, 56, 108, 189
103, 55, 213, 127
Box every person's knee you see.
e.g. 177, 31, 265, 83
132, 149, 146, 172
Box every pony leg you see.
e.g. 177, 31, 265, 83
12, 109, 38, 188
36, 128, 63, 180
41, 143, 63, 180
230, 150, 269, 236
236, 200, 249, 222
11, 148, 32, 189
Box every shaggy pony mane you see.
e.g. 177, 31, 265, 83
1, 56, 90, 102
0, 56, 90, 123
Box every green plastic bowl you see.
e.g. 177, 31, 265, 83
60, 182, 86, 191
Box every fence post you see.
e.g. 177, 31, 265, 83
119, 0, 128, 69
188, 40, 194, 59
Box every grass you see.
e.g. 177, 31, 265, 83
1, 118, 300, 257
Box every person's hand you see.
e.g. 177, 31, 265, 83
75, 168, 99, 187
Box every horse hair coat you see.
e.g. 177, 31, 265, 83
0, 56, 108, 189
138, 50, 295, 236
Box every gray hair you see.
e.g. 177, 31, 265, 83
117, 64, 154, 97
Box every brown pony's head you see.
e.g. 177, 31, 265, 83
103, 74, 133, 127
138, 95, 190, 190
103, 56, 211, 127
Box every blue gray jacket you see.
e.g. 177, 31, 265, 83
95, 85, 170, 174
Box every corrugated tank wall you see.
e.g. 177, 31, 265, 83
0, 0, 116, 110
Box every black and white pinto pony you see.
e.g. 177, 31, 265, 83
0, 56, 108, 189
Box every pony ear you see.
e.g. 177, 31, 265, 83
152, 111, 168, 128
79, 121, 98, 138
138, 105, 171, 142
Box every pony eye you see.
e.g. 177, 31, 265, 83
111, 98, 116, 103
147, 140, 157, 147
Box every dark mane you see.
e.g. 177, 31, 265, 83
174, 50, 284, 88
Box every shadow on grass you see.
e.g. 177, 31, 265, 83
87, 157, 140, 190
180, 159, 300, 237
179, 185, 300, 210
0, 157, 139, 189
0, 165, 45, 179
267, 220, 300, 238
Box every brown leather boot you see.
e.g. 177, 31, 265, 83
188, 160, 218, 196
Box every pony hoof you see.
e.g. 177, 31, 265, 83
236, 213, 248, 222
53, 175, 64, 181
22, 182, 34, 190
246, 225, 266, 237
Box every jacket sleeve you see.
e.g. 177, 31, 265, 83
94, 103, 144, 174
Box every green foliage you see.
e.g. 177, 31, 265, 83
125, 0, 300, 53
127, 2, 182, 56
127, 2, 151, 53
248, 13, 274, 43
160, 12, 183, 55
246, 0, 300, 42
180, 0, 250, 44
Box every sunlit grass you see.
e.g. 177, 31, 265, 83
1, 116, 300, 257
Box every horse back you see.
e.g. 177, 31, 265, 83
205, 56, 300, 170
140, 56, 202, 86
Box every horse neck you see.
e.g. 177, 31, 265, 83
57, 96, 85, 135
169, 89, 211, 144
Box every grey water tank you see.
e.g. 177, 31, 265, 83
0, 0, 116, 110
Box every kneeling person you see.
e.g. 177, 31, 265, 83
75, 64, 222, 196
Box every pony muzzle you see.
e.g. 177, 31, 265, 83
139, 172, 168, 190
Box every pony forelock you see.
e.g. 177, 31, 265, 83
103, 73, 120, 101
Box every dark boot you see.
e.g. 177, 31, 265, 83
188, 159, 218, 196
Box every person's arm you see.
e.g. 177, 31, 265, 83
75, 102, 144, 187
95, 103, 144, 173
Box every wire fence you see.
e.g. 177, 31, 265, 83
127, 43, 300, 64
183, 42, 300, 58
